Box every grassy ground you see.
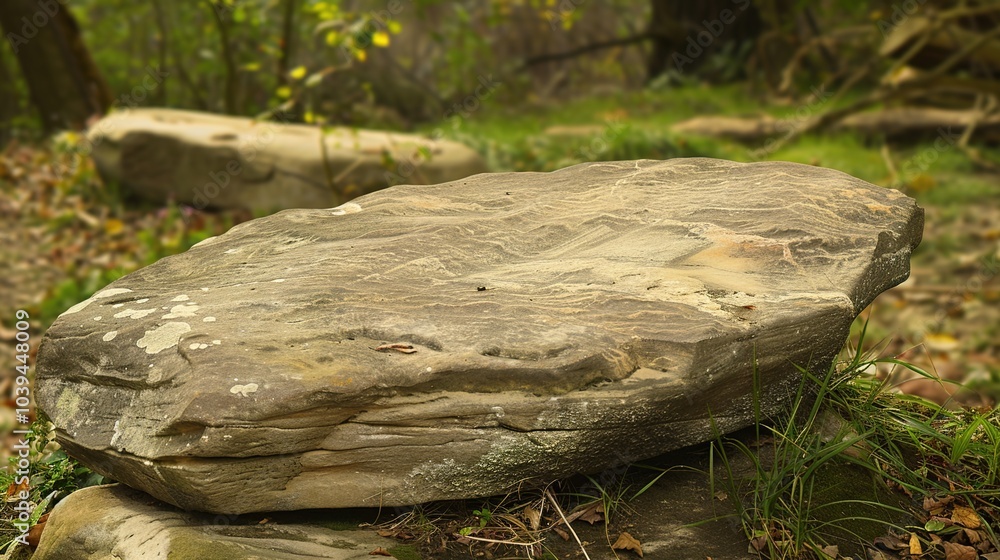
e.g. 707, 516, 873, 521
1, 83, 998, 557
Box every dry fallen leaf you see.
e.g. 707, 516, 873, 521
951, 505, 981, 529
26, 513, 48, 548
552, 527, 569, 541
942, 541, 977, 560
909, 533, 922, 556
5, 478, 30, 502
611, 531, 643, 558
820, 544, 839, 559
923, 495, 955, 512
562, 501, 604, 526
576, 502, 605, 525
523, 505, 541, 531
369, 547, 392, 556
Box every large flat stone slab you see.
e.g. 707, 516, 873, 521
36, 158, 923, 514
31, 484, 403, 560
86, 108, 488, 212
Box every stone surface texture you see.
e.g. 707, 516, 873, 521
36, 158, 923, 514
31, 484, 401, 560
86, 108, 488, 212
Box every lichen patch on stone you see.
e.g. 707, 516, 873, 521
95, 288, 134, 299
136, 322, 191, 354
103, 331, 118, 342
114, 308, 157, 319
331, 202, 362, 216
163, 304, 200, 319
230, 383, 258, 397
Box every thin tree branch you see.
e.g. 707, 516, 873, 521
520, 33, 653, 70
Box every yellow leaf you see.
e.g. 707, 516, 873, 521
951, 505, 981, 529
241, 62, 261, 72
909, 533, 922, 556
387, 20, 401, 34
354, 48, 367, 62
924, 333, 959, 352
104, 219, 124, 235
325, 31, 339, 46
372, 31, 389, 48
275, 86, 292, 99
304, 110, 315, 124
289, 65, 307, 80
909, 173, 936, 192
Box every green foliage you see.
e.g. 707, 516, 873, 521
0, 415, 105, 556
709, 322, 1000, 558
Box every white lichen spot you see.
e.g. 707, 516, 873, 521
113, 308, 157, 319
201, 287, 210, 292
198, 343, 208, 349
331, 202, 362, 216
112, 303, 125, 308
93, 316, 102, 321
136, 322, 191, 354
95, 288, 133, 299
103, 331, 118, 342
189, 343, 200, 350
272, 278, 285, 283
110, 420, 122, 449
223, 248, 240, 255
426, 367, 433, 373
230, 383, 258, 397
212, 340, 221, 345
162, 304, 200, 319
203, 317, 216, 322
172, 295, 190, 302
136, 298, 149, 303
60, 288, 134, 317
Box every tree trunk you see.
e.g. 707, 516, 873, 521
0, 0, 111, 132
209, 1, 238, 115
645, 0, 763, 81
276, 0, 299, 88
0, 47, 22, 145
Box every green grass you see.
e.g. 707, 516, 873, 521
423, 84, 1000, 216
707, 321, 1000, 559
